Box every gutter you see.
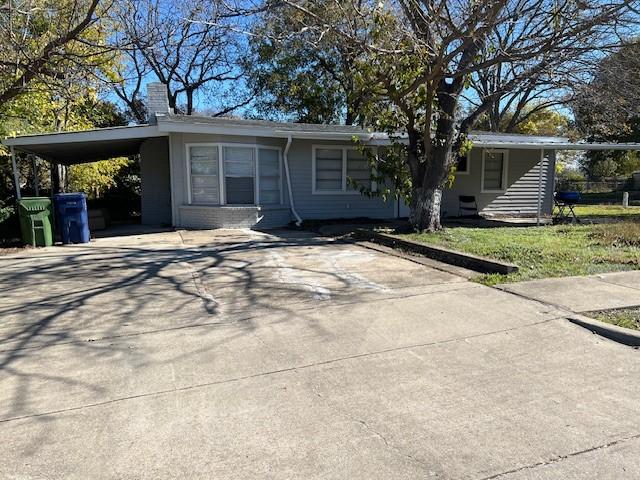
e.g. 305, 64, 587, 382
283, 134, 302, 226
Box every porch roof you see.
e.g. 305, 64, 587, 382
467, 132, 640, 151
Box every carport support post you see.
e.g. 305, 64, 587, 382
10, 146, 21, 200
536, 149, 544, 226
32, 155, 39, 196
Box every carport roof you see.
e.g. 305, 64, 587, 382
3, 116, 640, 164
2, 125, 167, 165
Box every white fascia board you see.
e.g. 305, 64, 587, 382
157, 120, 273, 136
368, 138, 640, 151
474, 142, 640, 151
273, 130, 374, 141
2, 125, 166, 147
157, 119, 374, 141
155, 118, 640, 151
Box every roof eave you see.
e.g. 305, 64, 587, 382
2, 125, 165, 147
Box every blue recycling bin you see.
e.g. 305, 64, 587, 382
54, 193, 90, 244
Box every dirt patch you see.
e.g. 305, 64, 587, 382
0, 245, 30, 256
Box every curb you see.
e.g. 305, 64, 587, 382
353, 229, 518, 275
567, 314, 640, 347
352, 240, 478, 279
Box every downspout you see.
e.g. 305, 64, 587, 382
283, 134, 302, 226
536, 149, 544, 226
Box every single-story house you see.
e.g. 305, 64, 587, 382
4, 84, 640, 230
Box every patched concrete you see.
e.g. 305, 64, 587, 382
1, 229, 639, 479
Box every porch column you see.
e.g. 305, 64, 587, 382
536, 149, 545, 226
10, 146, 21, 200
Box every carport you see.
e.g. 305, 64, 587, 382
3, 124, 170, 226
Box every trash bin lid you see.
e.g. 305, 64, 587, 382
17, 197, 52, 212
54, 192, 87, 201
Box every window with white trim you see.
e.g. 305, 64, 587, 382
224, 146, 255, 204
189, 146, 220, 204
258, 148, 281, 205
315, 147, 344, 191
313, 146, 374, 194
187, 144, 282, 205
482, 150, 508, 192
347, 149, 372, 191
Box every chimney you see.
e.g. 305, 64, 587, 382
146, 82, 172, 124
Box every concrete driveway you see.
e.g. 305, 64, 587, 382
1, 229, 639, 479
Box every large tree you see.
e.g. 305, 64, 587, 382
572, 41, 640, 179
245, 3, 369, 124
114, 0, 253, 118
0, 0, 110, 105
273, 0, 636, 231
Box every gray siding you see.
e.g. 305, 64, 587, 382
167, 132, 556, 228
287, 139, 395, 219
140, 137, 172, 225
441, 148, 556, 217
169, 134, 394, 228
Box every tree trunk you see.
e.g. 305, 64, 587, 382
408, 144, 455, 232
51, 163, 61, 194
186, 89, 194, 115
410, 186, 443, 232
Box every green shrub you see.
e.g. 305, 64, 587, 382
0, 199, 13, 224
0, 200, 19, 245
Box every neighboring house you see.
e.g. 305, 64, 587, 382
4, 84, 637, 230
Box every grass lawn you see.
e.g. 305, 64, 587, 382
590, 307, 640, 331
403, 222, 640, 285
571, 205, 640, 219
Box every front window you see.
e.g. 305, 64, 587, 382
187, 144, 282, 205
224, 146, 255, 204
315, 147, 344, 191
189, 146, 220, 204
313, 145, 374, 194
258, 148, 282, 205
347, 149, 372, 191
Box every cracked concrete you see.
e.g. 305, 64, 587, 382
1, 228, 639, 479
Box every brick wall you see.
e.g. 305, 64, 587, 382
178, 206, 291, 229
146, 83, 172, 123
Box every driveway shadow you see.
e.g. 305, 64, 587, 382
0, 229, 392, 420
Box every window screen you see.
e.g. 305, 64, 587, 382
483, 151, 505, 190
258, 149, 281, 205
347, 149, 371, 190
315, 148, 343, 191
224, 146, 254, 204
189, 146, 219, 204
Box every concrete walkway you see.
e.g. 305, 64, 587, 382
1, 230, 639, 479
499, 270, 640, 313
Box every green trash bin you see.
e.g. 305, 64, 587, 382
17, 197, 54, 247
